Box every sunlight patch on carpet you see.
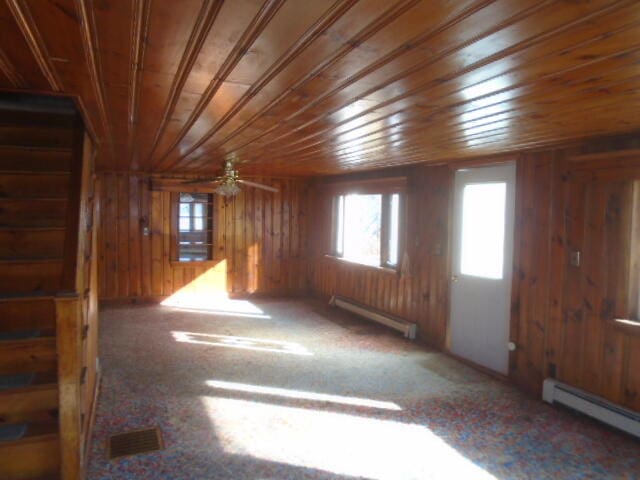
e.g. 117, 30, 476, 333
161, 292, 271, 319
201, 396, 496, 480
206, 380, 402, 411
172, 331, 313, 356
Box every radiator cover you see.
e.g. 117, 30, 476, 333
543, 378, 640, 439
329, 295, 417, 339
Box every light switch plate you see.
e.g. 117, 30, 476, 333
570, 250, 581, 267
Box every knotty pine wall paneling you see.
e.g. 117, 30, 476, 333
98, 173, 308, 300
308, 133, 640, 413
511, 136, 640, 412
307, 164, 452, 349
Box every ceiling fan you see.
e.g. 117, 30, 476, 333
182, 159, 278, 196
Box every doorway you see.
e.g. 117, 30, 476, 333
449, 163, 516, 375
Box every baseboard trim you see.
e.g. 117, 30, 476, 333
99, 296, 166, 308
444, 350, 511, 383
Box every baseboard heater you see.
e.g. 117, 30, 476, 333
542, 378, 640, 438
329, 295, 417, 340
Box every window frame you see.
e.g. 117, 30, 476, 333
330, 188, 405, 271
627, 180, 640, 321
171, 191, 215, 264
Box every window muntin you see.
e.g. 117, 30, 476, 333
333, 192, 402, 268
335, 195, 344, 257
177, 192, 213, 262
388, 193, 400, 266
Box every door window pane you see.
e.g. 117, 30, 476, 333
460, 182, 506, 279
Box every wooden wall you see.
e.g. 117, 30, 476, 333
307, 134, 640, 413
511, 137, 640, 412
96, 134, 640, 412
97, 173, 308, 300
307, 165, 452, 348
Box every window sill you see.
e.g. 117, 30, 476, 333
323, 255, 399, 275
171, 260, 219, 268
607, 318, 640, 336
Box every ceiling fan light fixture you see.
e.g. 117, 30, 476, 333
215, 181, 241, 197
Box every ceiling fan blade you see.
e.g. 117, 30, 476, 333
237, 179, 279, 193
182, 177, 222, 185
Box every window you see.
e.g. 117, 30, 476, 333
627, 180, 640, 320
176, 192, 213, 262
459, 182, 506, 279
332, 192, 401, 268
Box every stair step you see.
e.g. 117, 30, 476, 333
0, 226, 65, 231
0, 429, 59, 479
0, 125, 74, 149
0, 383, 58, 425
0, 109, 75, 129
0, 172, 70, 199
0, 330, 54, 341
0, 372, 56, 390
0, 259, 64, 294
0, 292, 59, 300
0, 373, 36, 390
0, 146, 71, 173
0, 229, 65, 259
0, 337, 57, 375
0, 198, 67, 228
0, 423, 27, 441
0, 417, 58, 442
1, 410, 58, 429
0, 297, 56, 333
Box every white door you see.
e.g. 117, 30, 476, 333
449, 163, 516, 375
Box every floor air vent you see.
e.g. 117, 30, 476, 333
543, 379, 640, 438
329, 295, 417, 339
108, 427, 164, 459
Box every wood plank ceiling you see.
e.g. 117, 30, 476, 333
0, 0, 639, 176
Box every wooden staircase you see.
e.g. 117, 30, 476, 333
0, 298, 60, 479
0, 104, 99, 480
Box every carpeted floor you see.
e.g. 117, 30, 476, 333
88, 297, 640, 480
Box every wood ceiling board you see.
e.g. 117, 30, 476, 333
0, 0, 639, 175
224, 15, 635, 168
149, 0, 287, 170
152, 0, 366, 172
196, 2, 623, 163
201, 0, 551, 150
141, 0, 640, 172
143, 0, 264, 169
227, 2, 632, 153
91, 0, 135, 165
264, 65, 640, 166
131, 0, 207, 169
